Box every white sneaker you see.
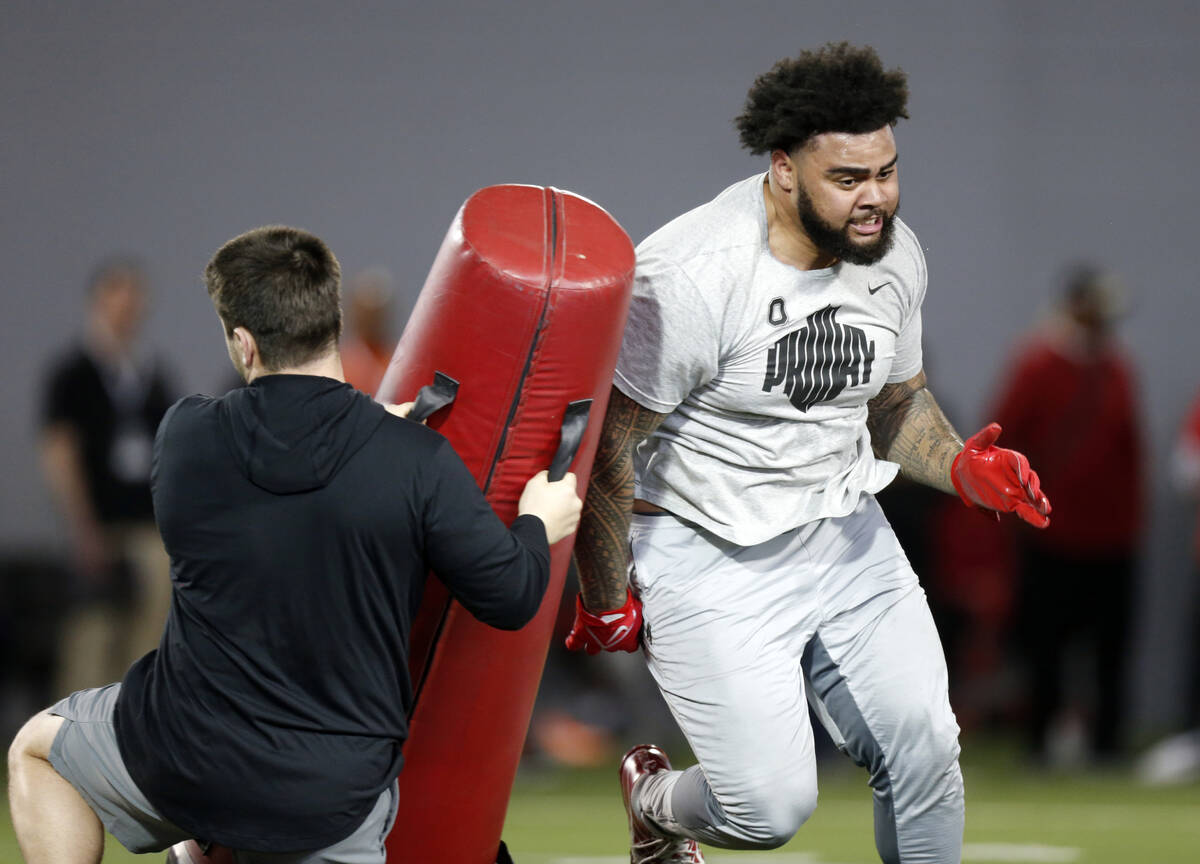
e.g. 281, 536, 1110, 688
1136, 730, 1200, 786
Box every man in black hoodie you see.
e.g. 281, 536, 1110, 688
8, 226, 583, 863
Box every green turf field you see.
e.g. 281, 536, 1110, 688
4, 739, 1198, 862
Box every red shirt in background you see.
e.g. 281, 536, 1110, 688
989, 328, 1143, 555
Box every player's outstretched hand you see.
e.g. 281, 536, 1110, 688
564, 587, 642, 654
518, 470, 583, 545
951, 422, 1052, 528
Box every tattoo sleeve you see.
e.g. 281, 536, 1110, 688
574, 386, 667, 610
866, 370, 964, 494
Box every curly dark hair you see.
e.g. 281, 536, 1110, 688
736, 42, 909, 155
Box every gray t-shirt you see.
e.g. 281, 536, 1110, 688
614, 173, 926, 545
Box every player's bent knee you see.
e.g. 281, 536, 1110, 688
738, 801, 816, 848
728, 779, 818, 848
9, 711, 64, 769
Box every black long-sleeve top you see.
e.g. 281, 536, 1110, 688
113, 374, 549, 852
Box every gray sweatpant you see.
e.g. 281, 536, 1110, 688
48, 684, 399, 863
629, 494, 963, 864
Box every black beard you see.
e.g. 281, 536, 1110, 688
796, 184, 898, 266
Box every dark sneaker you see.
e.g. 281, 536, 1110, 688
164, 841, 233, 863
619, 744, 705, 863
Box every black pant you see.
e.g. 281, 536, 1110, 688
1018, 545, 1135, 758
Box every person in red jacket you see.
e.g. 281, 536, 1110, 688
990, 265, 1144, 762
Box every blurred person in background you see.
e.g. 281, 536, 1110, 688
875, 362, 1024, 733
989, 265, 1144, 765
1136, 387, 1200, 784
38, 257, 175, 696
921, 486, 1021, 732
340, 268, 397, 395
878, 456, 1022, 735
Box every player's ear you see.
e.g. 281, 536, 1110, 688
232, 327, 258, 369
770, 149, 796, 193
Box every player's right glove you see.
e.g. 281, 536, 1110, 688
951, 422, 1052, 528
564, 587, 643, 654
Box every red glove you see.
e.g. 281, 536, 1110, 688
564, 588, 642, 654
951, 422, 1052, 528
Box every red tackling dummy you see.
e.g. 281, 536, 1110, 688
378, 185, 634, 862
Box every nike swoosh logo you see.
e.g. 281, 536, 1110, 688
602, 625, 631, 648
868, 281, 893, 295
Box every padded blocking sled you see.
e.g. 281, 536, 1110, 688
378, 185, 634, 862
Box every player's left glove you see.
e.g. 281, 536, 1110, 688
951, 422, 1052, 528
564, 587, 642, 654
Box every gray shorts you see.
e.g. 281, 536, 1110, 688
48, 684, 400, 863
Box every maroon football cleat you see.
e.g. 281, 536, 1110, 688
619, 744, 705, 863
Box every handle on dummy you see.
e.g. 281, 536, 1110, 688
408, 371, 459, 423
548, 399, 592, 482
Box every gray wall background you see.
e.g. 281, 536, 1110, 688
2, 1, 1197, 732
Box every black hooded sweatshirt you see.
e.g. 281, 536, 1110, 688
113, 374, 550, 851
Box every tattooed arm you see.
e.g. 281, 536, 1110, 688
574, 386, 669, 610
866, 370, 963, 494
